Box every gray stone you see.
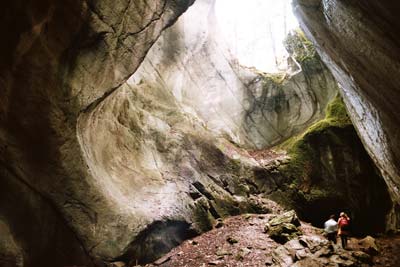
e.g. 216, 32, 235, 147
0, 0, 195, 264
268, 210, 301, 227
130, 0, 338, 150
293, 0, 400, 222
358, 236, 379, 255
272, 245, 294, 266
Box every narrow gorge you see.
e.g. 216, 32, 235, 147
0, 0, 399, 266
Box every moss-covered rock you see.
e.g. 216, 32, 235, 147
264, 210, 302, 244
284, 28, 319, 67
267, 96, 392, 235
266, 223, 302, 244
268, 210, 301, 227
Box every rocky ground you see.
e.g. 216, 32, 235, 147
105, 207, 400, 267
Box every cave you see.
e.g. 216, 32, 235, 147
1, 0, 400, 266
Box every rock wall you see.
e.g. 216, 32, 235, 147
0, 0, 195, 265
292, 0, 400, 226
2, 0, 396, 265
129, 0, 338, 149
77, 78, 265, 264
74, 0, 340, 263
260, 97, 392, 235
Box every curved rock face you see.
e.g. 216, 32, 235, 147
74, 0, 340, 263
0, 0, 194, 265
292, 0, 400, 225
2, 0, 396, 265
130, 0, 338, 149
252, 96, 392, 235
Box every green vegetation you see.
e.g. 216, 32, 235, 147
253, 28, 320, 95
261, 72, 287, 85
281, 95, 351, 150
278, 94, 351, 184
192, 199, 214, 232
284, 28, 318, 65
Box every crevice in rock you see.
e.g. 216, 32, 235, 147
115, 220, 197, 265
192, 181, 215, 200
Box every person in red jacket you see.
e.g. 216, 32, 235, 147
338, 212, 350, 249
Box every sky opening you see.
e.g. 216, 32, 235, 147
215, 0, 298, 73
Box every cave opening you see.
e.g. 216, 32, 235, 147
215, 0, 298, 73
210, 0, 393, 236
78, 0, 393, 261
2, 0, 400, 266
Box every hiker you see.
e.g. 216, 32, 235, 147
338, 212, 350, 249
324, 214, 338, 244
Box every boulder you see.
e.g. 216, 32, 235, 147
265, 210, 302, 244
266, 223, 302, 244
358, 236, 379, 255
268, 210, 301, 227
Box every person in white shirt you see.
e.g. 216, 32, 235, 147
324, 214, 338, 244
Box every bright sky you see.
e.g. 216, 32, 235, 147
215, 0, 298, 73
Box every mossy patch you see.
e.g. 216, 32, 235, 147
192, 199, 214, 232
284, 28, 318, 65
276, 94, 351, 189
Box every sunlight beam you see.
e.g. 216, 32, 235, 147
215, 0, 298, 73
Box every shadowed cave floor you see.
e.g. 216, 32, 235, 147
135, 215, 400, 267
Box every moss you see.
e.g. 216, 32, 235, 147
211, 195, 241, 218
284, 28, 318, 65
277, 95, 351, 185
281, 95, 350, 148
325, 94, 351, 125
192, 200, 214, 232
262, 72, 287, 85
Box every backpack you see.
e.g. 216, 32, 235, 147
340, 218, 350, 230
